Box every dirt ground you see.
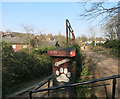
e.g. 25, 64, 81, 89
81, 46, 120, 98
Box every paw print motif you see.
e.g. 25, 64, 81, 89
56, 67, 71, 82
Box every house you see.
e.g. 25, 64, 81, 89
86, 40, 106, 44
1, 31, 7, 37
1, 31, 56, 51
36, 33, 55, 41
2, 34, 35, 52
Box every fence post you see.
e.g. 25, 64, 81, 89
29, 90, 32, 99
112, 78, 116, 99
48, 78, 50, 96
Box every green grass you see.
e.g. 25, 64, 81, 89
88, 45, 119, 58
75, 45, 97, 98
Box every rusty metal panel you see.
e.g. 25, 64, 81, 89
47, 50, 76, 57
47, 47, 76, 57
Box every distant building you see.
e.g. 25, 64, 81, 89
1, 31, 56, 51
87, 41, 92, 44
37, 33, 55, 41
86, 40, 106, 44
46, 34, 55, 41
2, 34, 34, 52
1, 31, 15, 37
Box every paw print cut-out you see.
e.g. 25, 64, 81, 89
56, 67, 71, 82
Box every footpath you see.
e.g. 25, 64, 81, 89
7, 75, 52, 98
81, 46, 120, 97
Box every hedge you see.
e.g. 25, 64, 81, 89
2, 41, 53, 95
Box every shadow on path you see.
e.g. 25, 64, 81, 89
81, 47, 119, 97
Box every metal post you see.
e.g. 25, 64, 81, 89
69, 26, 71, 46
29, 91, 32, 99
72, 31, 74, 45
66, 19, 68, 46
112, 78, 116, 99
48, 79, 50, 96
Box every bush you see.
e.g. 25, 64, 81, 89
96, 43, 104, 46
73, 44, 82, 78
91, 41, 95, 46
32, 46, 56, 54
91, 39, 120, 58
2, 43, 52, 95
104, 39, 119, 49
75, 44, 94, 97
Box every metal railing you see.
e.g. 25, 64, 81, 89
29, 76, 52, 99
29, 74, 120, 99
66, 19, 75, 46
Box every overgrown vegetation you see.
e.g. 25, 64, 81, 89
89, 39, 120, 58
75, 44, 96, 97
2, 41, 54, 96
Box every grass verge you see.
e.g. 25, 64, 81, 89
75, 45, 98, 98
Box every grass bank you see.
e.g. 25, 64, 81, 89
75, 44, 98, 98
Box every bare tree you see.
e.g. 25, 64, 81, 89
54, 32, 66, 46
6, 29, 12, 33
81, 34, 88, 42
88, 26, 97, 46
79, 1, 120, 23
102, 16, 120, 40
22, 24, 34, 34
21, 24, 35, 50
88, 26, 96, 39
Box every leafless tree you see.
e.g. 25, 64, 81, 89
81, 34, 88, 42
22, 24, 34, 34
88, 26, 96, 39
21, 24, 35, 50
102, 16, 120, 40
54, 32, 66, 46
6, 29, 12, 33
88, 26, 97, 46
79, 1, 120, 24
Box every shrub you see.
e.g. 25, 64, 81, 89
75, 44, 94, 97
32, 46, 56, 54
91, 41, 95, 46
2, 44, 52, 95
73, 44, 82, 78
104, 39, 119, 49
91, 39, 120, 58
96, 43, 104, 46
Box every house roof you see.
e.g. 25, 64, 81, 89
2, 36, 35, 44
40, 41, 56, 47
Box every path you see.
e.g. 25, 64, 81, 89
81, 46, 120, 97
7, 75, 52, 98
19, 80, 53, 98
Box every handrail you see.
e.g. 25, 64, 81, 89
29, 75, 52, 99
34, 76, 52, 91
66, 19, 75, 46
29, 75, 120, 99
